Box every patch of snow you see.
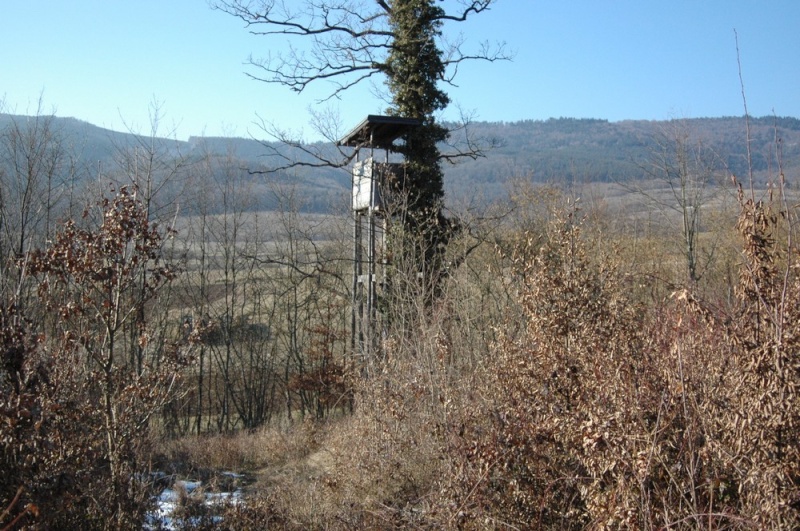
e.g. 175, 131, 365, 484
143, 473, 244, 530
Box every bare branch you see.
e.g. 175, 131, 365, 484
244, 113, 358, 175
433, 0, 495, 22
438, 106, 501, 163
375, 0, 391, 14
215, 0, 508, 100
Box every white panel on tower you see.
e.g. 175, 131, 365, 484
352, 158, 382, 212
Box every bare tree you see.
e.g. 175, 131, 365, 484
625, 120, 728, 284
172, 140, 351, 431
106, 102, 190, 375
214, 1, 506, 101
214, 0, 509, 279
0, 99, 80, 292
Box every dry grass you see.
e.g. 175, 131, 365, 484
156, 419, 322, 476
10, 181, 799, 528
179, 191, 800, 529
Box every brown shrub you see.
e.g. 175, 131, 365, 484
1, 187, 190, 530
437, 197, 799, 529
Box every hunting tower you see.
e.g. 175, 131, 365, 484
338, 115, 422, 363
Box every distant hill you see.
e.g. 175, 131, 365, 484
442, 116, 800, 202
2, 113, 798, 212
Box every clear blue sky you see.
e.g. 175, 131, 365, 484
2, 1, 798, 141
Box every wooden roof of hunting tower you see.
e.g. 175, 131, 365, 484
338, 115, 422, 151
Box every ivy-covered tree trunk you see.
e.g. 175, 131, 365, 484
384, 0, 454, 287
215, 0, 506, 289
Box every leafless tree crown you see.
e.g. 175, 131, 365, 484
214, 1, 508, 102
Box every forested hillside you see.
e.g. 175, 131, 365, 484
3, 113, 798, 211
443, 116, 800, 200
